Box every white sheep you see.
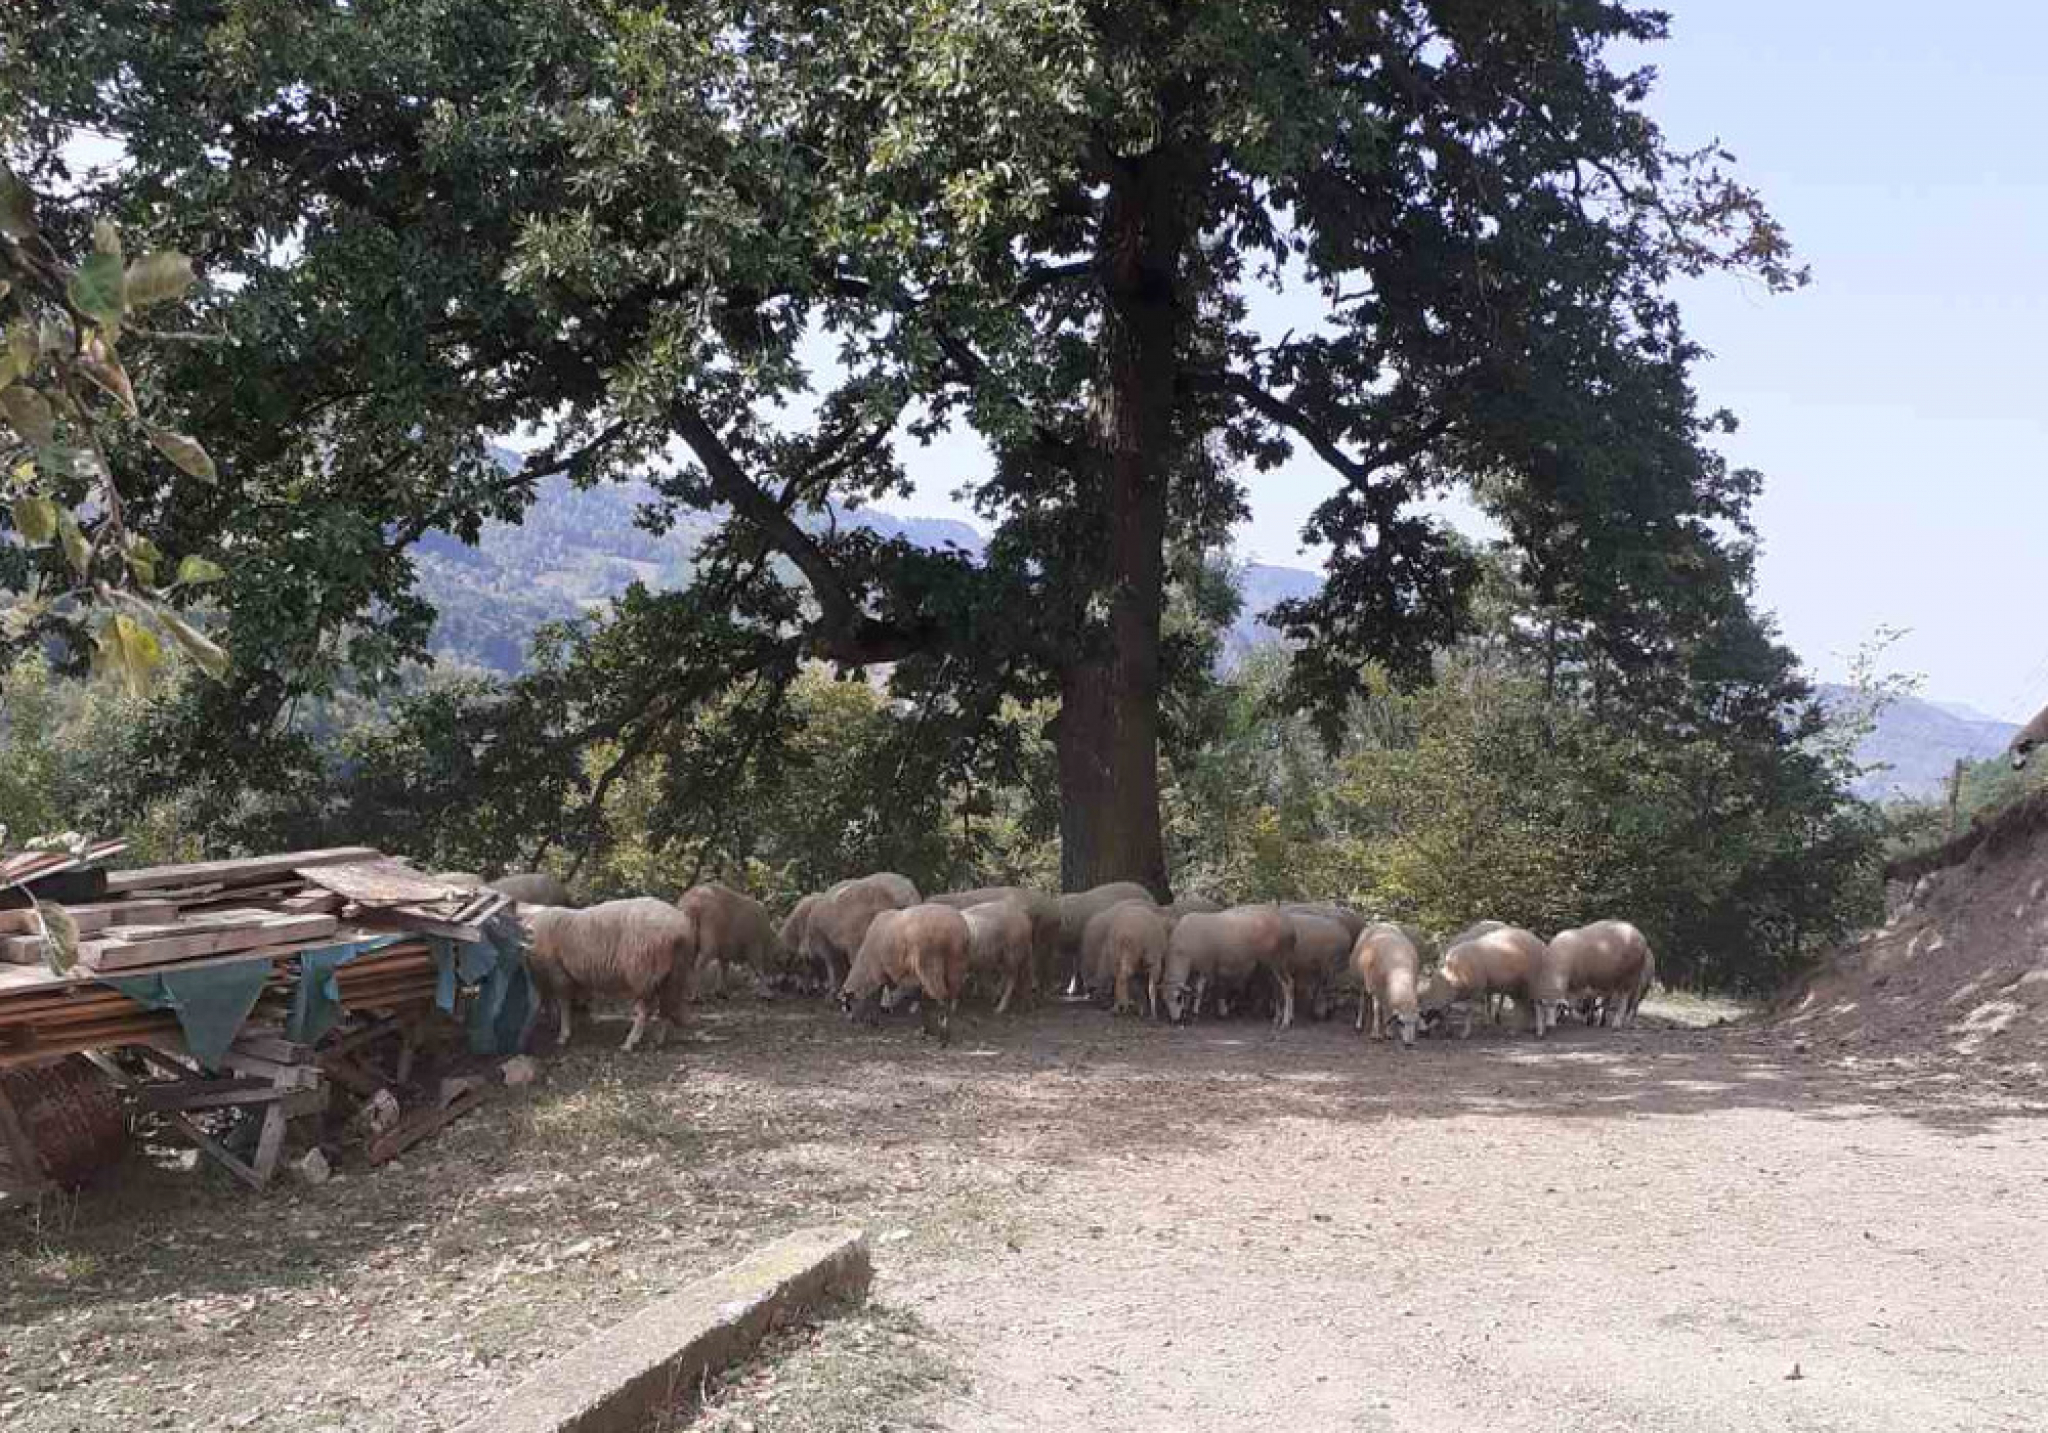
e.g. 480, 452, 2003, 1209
1352, 922, 1422, 1048
521, 899, 696, 1052
1536, 919, 1657, 1029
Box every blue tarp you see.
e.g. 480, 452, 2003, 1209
96, 916, 532, 1067
430, 909, 535, 1056
286, 935, 405, 1046
105, 960, 274, 1069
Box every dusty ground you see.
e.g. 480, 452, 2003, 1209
5, 995, 2047, 1433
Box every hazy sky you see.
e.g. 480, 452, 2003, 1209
881, 2, 2048, 720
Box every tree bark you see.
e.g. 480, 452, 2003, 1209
1053, 142, 1189, 901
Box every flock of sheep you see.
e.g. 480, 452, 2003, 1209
496, 870, 1658, 1055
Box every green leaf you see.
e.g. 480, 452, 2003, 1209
5, 320, 35, 381
68, 251, 127, 327
56, 508, 92, 577
36, 903, 79, 976
125, 251, 196, 308
158, 607, 230, 678
10, 495, 57, 545
147, 426, 217, 483
99, 612, 163, 697
0, 165, 35, 239
0, 384, 55, 445
175, 554, 226, 586
125, 534, 162, 586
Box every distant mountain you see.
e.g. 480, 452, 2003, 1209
415, 467, 1306, 673
1818, 685, 2018, 803
414, 477, 2012, 805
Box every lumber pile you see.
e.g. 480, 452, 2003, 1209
0, 843, 535, 1191
0, 845, 516, 1063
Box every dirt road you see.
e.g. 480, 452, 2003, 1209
6, 1002, 2047, 1432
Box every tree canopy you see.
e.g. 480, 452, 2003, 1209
5, 0, 1807, 895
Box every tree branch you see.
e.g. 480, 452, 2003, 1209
671, 401, 930, 665
1195, 370, 1455, 486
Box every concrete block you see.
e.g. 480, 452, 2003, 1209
451, 1225, 871, 1433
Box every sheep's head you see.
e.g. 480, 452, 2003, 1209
2013, 738, 2038, 771
1387, 1008, 1418, 1049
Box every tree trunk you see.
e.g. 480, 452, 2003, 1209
1052, 143, 1189, 902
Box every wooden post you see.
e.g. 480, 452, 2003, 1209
1948, 757, 1967, 838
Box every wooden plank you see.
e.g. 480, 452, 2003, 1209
297, 859, 466, 908
102, 847, 381, 896
159, 1109, 266, 1190
350, 907, 491, 944
78, 914, 340, 972
0, 900, 177, 938
135, 1076, 273, 1111
278, 890, 345, 916
367, 1088, 481, 1165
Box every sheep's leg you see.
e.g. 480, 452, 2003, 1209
1370, 995, 1385, 1040
1193, 974, 1210, 1021
556, 998, 574, 1049
622, 999, 654, 1052
1146, 974, 1159, 1021
996, 971, 1016, 1016
1272, 971, 1293, 1031
1356, 988, 1368, 1035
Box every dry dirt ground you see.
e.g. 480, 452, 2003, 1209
5, 996, 2048, 1433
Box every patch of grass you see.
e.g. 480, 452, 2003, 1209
656, 1302, 957, 1433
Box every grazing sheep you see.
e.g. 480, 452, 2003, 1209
831, 871, 921, 907
842, 903, 972, 1047
1160, 905, 1296, 1027
1537, 920, 1657, 1029
960, 897, 1037, 1014
521, 899, 696, 1052
1283, 901, 1369, 942
778, 893, 822, 977
1441, 920, 1510, 1024
2011, 700, 2048, 769
1057, 881, 1157, 988
1419, 923, 1549, 1038
805, 875, 917, 993
1080, 899, 1172, 1017
933, 887, 1063, 993
490, 871, 573, 907
1351, 922, 1422, 1048
677, 882, 776, 998
1279, 910, 1354, 1029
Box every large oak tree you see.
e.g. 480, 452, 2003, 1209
4, 0, 1800, 893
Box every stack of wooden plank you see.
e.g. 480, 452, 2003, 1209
0, 846, 517, 1067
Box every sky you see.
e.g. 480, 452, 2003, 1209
878, 1, 2048, 722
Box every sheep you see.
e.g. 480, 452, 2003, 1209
1537, 920, 1657, 1029
1278, 910, 1354, 1029
1160, 905, 1296, 1027
960, 896, 1037, 1014
804, 875, 917, 993
778, 893, 823, 979
1057, 881, 1157, 990
841, 903, 972, 1046
490, 871, 573, 907
520, 899, 696, 1052
1418, 923, 1549, 1038
1080, 899, 1173, 1017
1351, 922, 1422, 1048
1444, 919, 1510, 1024
676, 882, 776, 999
831, 871, 921, 907
2011, 700, 2048, 769
933, 886, 1063, 994
1282, 901, 1368, 942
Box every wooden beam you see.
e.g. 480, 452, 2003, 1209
367, 1088, 482, 1165
102, 847, 381, 896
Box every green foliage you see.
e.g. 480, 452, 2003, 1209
7, 0, 1804, 883
0, 653, 204, 863
0, 163, 227, 694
